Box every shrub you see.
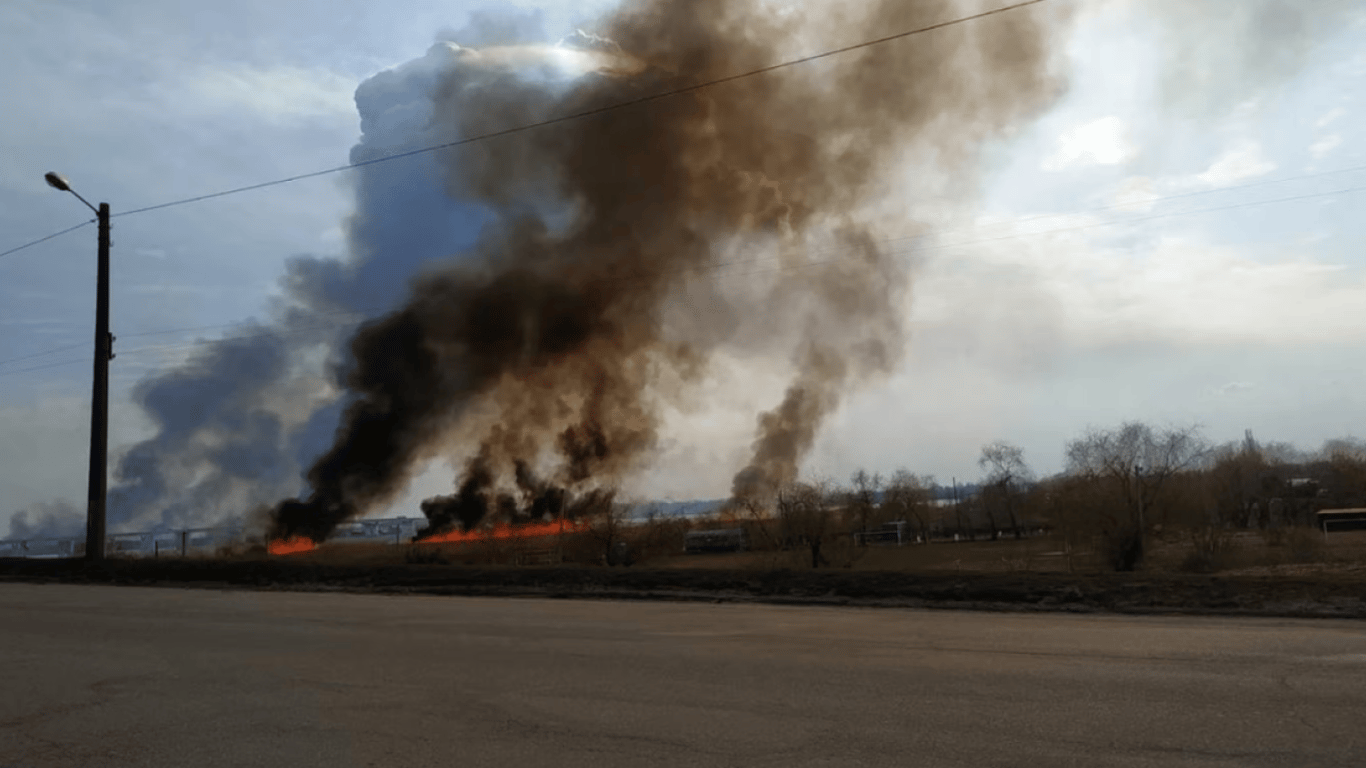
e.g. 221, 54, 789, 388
1102, 525, 1145, 572
1180, 525, 1237, 573
405, 545, 449, 565
1283, 526, 1324, 564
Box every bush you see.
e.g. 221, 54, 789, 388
405, 545, 449, 565
1102, 525, 1145, 572
630, 514, 690, 561
1264, 526, 1289, 547
1283, 526, 1324, 564
1180, 525, 1237, 573
825, 535, 868, 569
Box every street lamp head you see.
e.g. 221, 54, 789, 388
44, 172, 72, 192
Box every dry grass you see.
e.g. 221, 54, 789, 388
627, 526, 1366, 576
268, 525, 1366, 578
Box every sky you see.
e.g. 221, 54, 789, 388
2, 0, 1365, 536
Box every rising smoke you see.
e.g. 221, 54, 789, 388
13, 1, 1358, 542
1141, 0, 1364, 117
270, 0, 1071, 542
56, 40, 505, 535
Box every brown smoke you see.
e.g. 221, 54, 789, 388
271, 0, 1069, 541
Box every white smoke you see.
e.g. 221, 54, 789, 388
7, 31, 618, 537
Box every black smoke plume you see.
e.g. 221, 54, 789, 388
271, 0, 1070, 541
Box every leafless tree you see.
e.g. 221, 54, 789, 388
631, 504, 689, 561
776, 480, 835, 568
1064, 421, 1208, 570
848, 469, 883, 545
1204, 432, 1278, 528
883, 469, 936, 542
978, 441, 1033, 539
731, 494, 780, 551
580, 493, 630, 565
1319, 437, 1366, 462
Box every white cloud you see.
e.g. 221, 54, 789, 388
1212, 381, 1255, 397
1104, 138, 1278, 210
0, 396, 88, 531
925, 218, 1366, 350
1108, 175, 1161, 211
1192, 138, 1277, 187
1309, 134, 1343, 160
163, 64, 357, 122
1041, 116, 1137, 171
1316, 107, 1347, 128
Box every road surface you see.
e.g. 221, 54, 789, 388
1, 583, 1363, 767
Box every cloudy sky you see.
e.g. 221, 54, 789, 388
2, 0, 1364, 535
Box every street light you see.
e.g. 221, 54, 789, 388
45, 171, 113, 561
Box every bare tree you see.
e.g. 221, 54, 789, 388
1204, 433, 1276, 528
884, 469, 936, 542
978, 441, 1033, 539
1065, 421, 1208, 570
580, 493, 630, 565
776, 480, 835, 568
732, 494, 780, 551
848, 469, 883, 545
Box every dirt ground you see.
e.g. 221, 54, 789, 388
3, 529, 1365, 619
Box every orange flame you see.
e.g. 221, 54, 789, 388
267, 519, 584, 554
420, 518, 586, 544
268, 536, 317, 556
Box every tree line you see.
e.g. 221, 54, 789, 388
708, 422, 1366, 572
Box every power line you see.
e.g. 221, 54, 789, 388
114, 305, 371, 339
7, 151, 1360, 280
5, 178, 1363, 379
108, 0, 1047, 219
0, 1, 1047, 266
4, 0, 1362, 370
0, 219, 93, 260
0, 320, 369, 378
0, 0, 1352, 270
0, 340, 91, 368
0, 311, 372, 371
0, 357, 88, 377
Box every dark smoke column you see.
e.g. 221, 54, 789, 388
272, 0, 1071, 542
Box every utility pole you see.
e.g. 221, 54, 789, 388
87, 202, 111, 561
44, 172, 112, 561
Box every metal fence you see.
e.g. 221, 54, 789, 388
0, 517, 428, 559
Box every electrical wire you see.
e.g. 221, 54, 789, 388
107, 0, 1048, 219
4, 0, 1363, 373
4, 178, 1362, 379
0, 1, 1046, 270
0, 0, 1349, 283
0, 340, 91, 367
0, 357, 89, 376
0, 220, 93, 260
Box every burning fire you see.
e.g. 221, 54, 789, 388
420, 518, 585, 544
268, 519, 584, 554
268, 536, 317, 556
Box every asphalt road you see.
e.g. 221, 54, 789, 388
1, 584, 1363, 767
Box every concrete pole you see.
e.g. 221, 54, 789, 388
84, 203, 111, 561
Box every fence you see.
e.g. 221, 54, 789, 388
853, 521, 910, 547
684, 528, 747, 553
0, 527, 245, 559
0, 517, 427, 559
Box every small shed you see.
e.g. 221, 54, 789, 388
1316, 508, 1366, 533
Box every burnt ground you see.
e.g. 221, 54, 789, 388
2, 557, 1365, 619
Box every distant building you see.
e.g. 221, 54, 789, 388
684, 528, 747, 553
1316, 508, 1366, 533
